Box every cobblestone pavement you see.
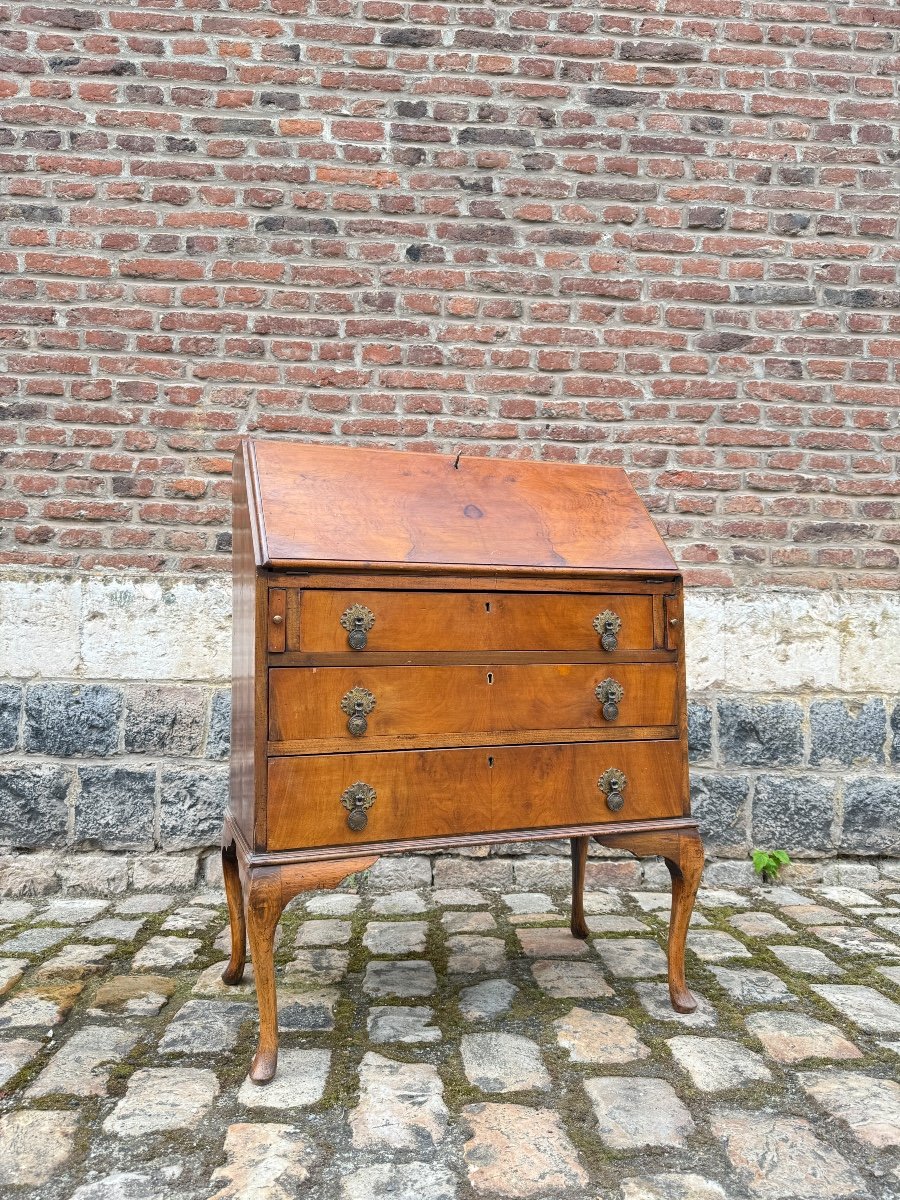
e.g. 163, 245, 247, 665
2, 869, 900, 1199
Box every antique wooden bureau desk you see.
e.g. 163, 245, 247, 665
221, 438, 704, 1083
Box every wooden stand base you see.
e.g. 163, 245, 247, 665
221, 814, 703, 1083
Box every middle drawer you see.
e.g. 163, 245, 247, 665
269, 662, 678, 749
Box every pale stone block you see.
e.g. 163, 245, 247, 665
0, 574, 80, 677
131, 854, 199, 892
555, 1008, 650, 1065
0, 1037, 41, 1088
584, 1077, 694, 1149
839, 594, 900, 692
722, 594, 840, 693
620, 1174, 728, 1200
0, 852, 62, 897
58, 855, 129, 896
342, 1163, 456, 1200
27, 1024, 141, 1097
460, 1033, 550, 1092
684, 591, 726, 691
80, 576, 230, 682
666, 1036, 771, 1092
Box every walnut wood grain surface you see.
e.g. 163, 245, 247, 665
295, 589, 655, 654
268, 662, 678, 744
267, 738, 684, 850
229, 443, 267, 846
250, 439, 677, 574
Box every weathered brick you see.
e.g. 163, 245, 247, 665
0, 4, 896, 591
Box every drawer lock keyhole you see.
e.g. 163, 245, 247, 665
340, 604, 376, 651
340, 686, 376, 737
594, 678, 624, 722
592, 609, 622, 652
598, 768, 627, 813
341, 781, 376, 832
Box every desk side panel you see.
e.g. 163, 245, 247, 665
665, 577, 691, 818
230, 448, 268, 848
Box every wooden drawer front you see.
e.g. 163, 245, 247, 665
267, 739, 684, 850
269, 663, 678, 746
294, 590, 654, 654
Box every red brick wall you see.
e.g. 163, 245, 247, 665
1, 0, 899, 588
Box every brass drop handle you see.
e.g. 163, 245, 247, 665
341, 781, 376, 832
340, 604, 375, 651
598, 768, 626, 813
595, 678, 624, 722
340, 686, 376, 737
593, 609, 621, 652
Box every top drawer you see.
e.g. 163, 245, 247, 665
291, 590, 655, 654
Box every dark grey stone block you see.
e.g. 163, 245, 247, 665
840, 777, 900, 855
810, 699, 886, 767
0, 683, 21, 752
24, 683, 122, 757
687, 702, 712, 763
0, 763, 70, 848
75, 766, 156, 850
207, 689, 231, 761
160, 767, 228, 850
751, 775, 835, 855
718, 699, 803, 767
690, 773, 749, 854
891, 702, 900, 765
124, 685, 206, 756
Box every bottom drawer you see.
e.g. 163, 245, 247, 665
266, 739, 685, 850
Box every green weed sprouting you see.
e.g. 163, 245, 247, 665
751, 848, 791, 884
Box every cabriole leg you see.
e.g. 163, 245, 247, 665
570, 835, 589, 939
243, 855, 379, 1085
662, 827, 705, 1013
246, 866, 286, 1085
593, 824, 704, 1015
220, 835, 246, 986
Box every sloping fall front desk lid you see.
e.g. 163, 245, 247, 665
243, 438, 678, 576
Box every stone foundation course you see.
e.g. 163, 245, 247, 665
2, 575, 899, 871
1, 680, 898, 863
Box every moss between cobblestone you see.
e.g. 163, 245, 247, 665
4, 880, 900, 1199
